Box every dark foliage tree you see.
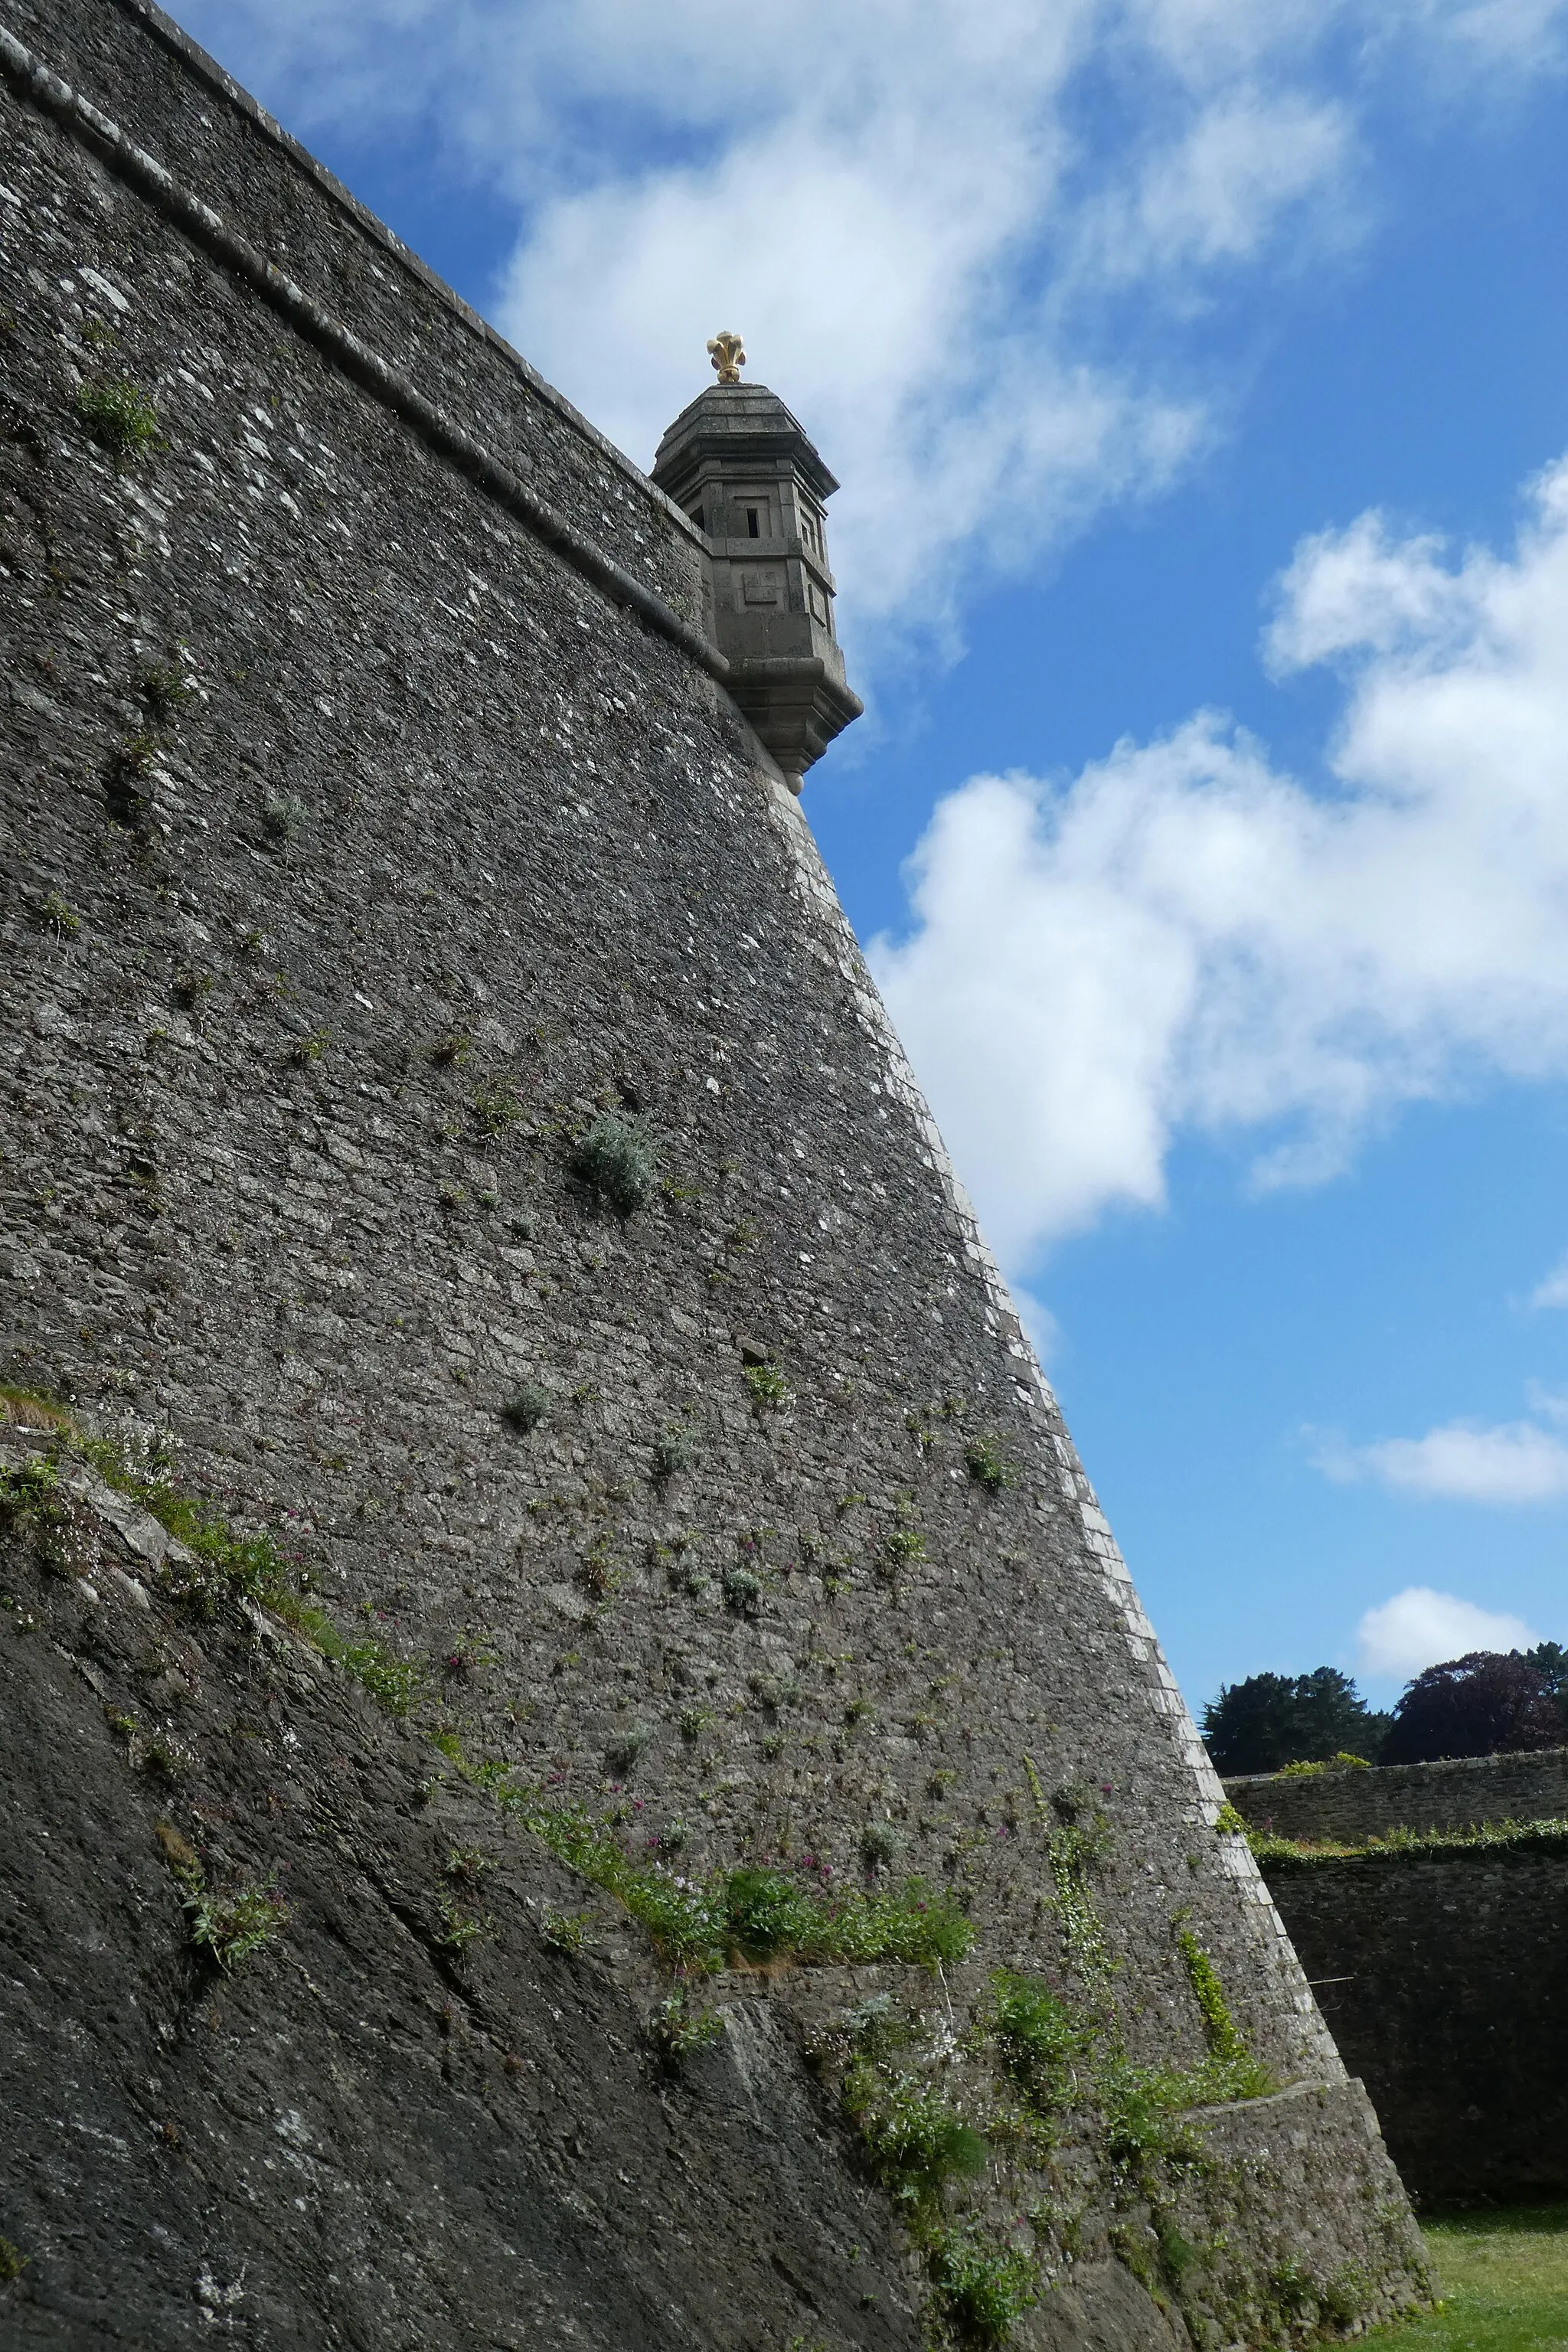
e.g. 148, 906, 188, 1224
1200, 1668, 1385, 1776
1527, 1642, 1568, 1735
1380, 1650, 1563, 1765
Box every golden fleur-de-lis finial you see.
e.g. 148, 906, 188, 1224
707, 329, 746, 385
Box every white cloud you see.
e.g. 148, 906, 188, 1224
1263, 514, 1475, 670
1528, 1253, 1568, 1309
483, 5, 1348, 644
1320, 1407, 1568, 1502
175, 0, 1568, 650
1356, 1585, 1540, 1676
493, 121, 1205, 645
872, 456, 1568, 1262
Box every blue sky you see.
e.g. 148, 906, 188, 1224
181, 0, 1568, 1717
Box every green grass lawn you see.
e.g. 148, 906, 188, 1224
1366, 2206, 1568, 2352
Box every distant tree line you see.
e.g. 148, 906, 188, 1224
1201, 1645, 1568, 1775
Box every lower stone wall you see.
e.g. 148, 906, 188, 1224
0, 1431, 1432, 2348
1263, 1847, 1568, 2202
1225, 1749, 1568, 1843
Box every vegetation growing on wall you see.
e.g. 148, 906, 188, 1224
74, 374, 162, 464
429, 1731, 974, 1973
156, 1822, 288, 1970
776, 1759, 1301, 2347
743, 1360, 791, 1411
0, 1403, 1391, 2346
32, 886, 79, 938
0, 1452, 67, 1532
1, 1403, 418, 1714
569, 1112, 660, 1215
1249, 1815, 1568, 1870
500, 1383, 551, 1435
962, 1433, 1017, 1494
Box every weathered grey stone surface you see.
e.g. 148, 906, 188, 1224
1226, 1747, 1568, 1843
1023, 2261, 1188, 2352
0, 1, 1429, 2342
0, 1454, 1430, 2344
0, 1443, 933, 2350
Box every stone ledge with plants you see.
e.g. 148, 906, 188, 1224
1244, 1815, 1568, 1871
0, 1390, 944, 2349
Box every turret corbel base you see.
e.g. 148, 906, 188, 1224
727, 658, 864, 792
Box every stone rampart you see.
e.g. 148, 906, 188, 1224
0, 2, 1427, 2341
1263, 1839, 1568, 2201
1225, 1748, 1568, 1842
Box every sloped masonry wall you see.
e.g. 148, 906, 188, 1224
0, 1, 1426, 2343
0, 1429, 1424, 2351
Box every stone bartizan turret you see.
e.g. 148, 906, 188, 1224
652, 332, 863, 791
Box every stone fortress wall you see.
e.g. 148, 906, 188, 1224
1230, 1756, 1568, 2200
0, 2, 1429, 2343
1265, 1846, 1568, 2203
1224, 1747, 1568, 1843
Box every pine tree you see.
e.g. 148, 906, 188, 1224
1200, 1667, 1387, 1775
